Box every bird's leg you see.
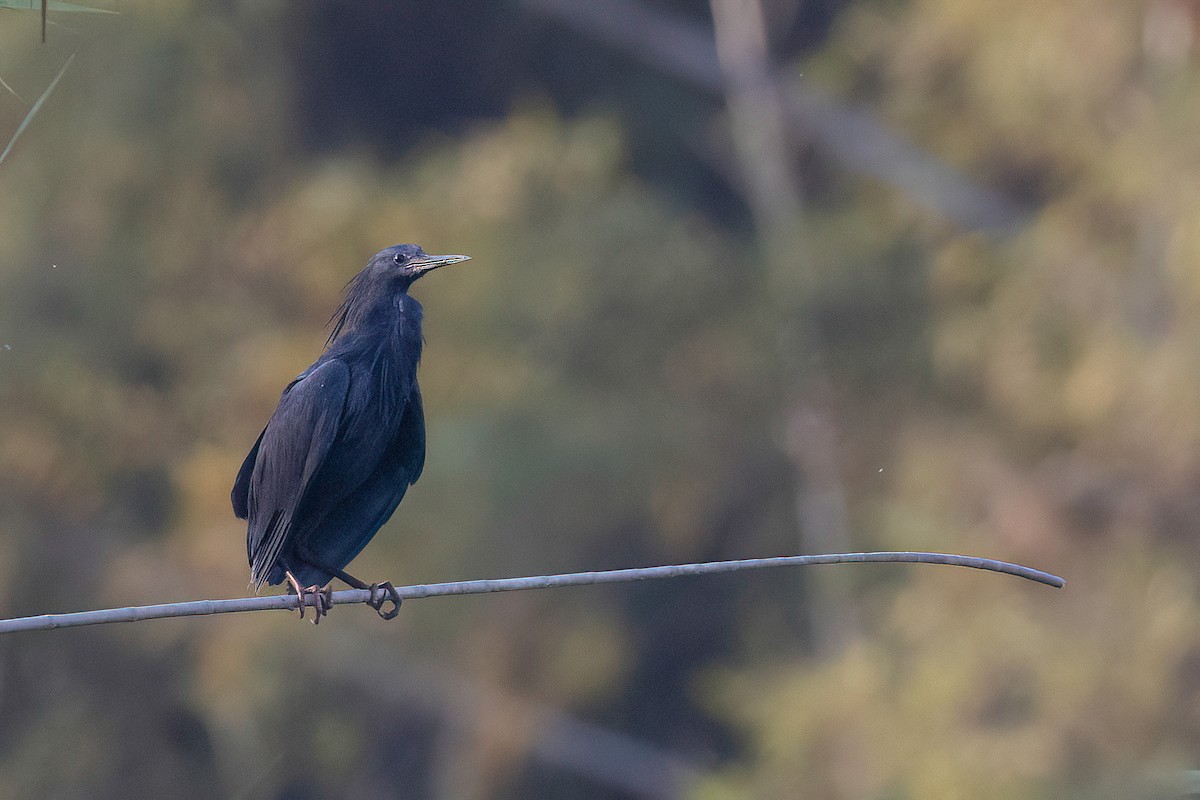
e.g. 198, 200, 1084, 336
326, 568, 401, 621
284, 569, 307, 620
366, 582, 402, 621
293, 546, 402, 621
308, 584, 333, 624
283, 568, 331, 624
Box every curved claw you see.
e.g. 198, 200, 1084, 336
308, 585, 333, 625
285, 570, 307, 620
284, 571, 333, 624
367, 582, 402, 621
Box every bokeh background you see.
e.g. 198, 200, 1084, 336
2, 0, 1199, 797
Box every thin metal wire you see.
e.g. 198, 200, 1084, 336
0, 552, 1063, 634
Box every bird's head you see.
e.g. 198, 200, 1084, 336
328, 244, 471, 342
371, 244, 471, 291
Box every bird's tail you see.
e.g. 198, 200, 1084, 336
250, 510, 287, 592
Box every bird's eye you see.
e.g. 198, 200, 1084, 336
392, 253, 405, 265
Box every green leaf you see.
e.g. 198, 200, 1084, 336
0, 0, 117, 11
0, 53, 74, 169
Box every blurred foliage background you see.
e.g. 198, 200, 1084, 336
2, 0, 1199, 797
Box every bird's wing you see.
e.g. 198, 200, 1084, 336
400, 384, 426, 484
231, 428, 264, 520
246, 359, 351, 588
232, 372, 311, 519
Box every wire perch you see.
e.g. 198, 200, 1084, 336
0, 551, 1063, 634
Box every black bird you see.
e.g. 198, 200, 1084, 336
232, 244, 469, 621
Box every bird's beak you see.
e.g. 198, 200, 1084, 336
410, 253, 471, 275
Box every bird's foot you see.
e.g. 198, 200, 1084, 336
366, 582, 402, 621
285, 571, 333, 624
305, 584, 333, 624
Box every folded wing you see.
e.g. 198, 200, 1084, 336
241, 359, 351, 589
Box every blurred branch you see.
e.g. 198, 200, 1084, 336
0, 552, 1063, 634
787, 406, 857, 654
0, 52, 74, 168
372, 658, 707, 799
709, 0, 804, 245
0, 74, 25, 103
525, 0, 1031, 235
707, 0, 859, 655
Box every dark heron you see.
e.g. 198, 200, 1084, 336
232, 244, 469, 622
